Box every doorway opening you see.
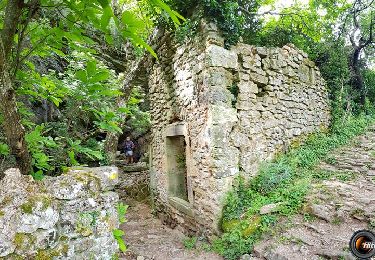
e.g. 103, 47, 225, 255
166, 135, 188, 201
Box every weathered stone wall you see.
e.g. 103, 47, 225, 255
115, 162, 150, 202
147, 22, 330, 235
148, 26, 213, 234
0, 167, 119, 259
205, 47, 330, 181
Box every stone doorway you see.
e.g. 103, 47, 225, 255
166, 135, 188, 201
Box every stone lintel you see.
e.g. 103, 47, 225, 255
165, 123, 186, 137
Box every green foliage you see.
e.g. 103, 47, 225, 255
113, 229, 127, 252
0, 0, 182, 176
13, 50, 151, 176
183, 236, 198, 249
0, 143, 9, 156
25, 125, 57, 173
216, 114, 374, 259
164, 0, 262, 47
31, 170, 45, 181
117, 202, 129, 224
175, 19, 199, 43
113, 202, 129, 253
201, 0, 243, 47
67, 139, 104, 166
364, 69, 375, 109
251, 162, 292, 195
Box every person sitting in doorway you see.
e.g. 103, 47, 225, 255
123, 136, 135, 164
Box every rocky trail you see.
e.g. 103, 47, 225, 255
114, 163, 222, 260
252, 125, 375, 260
119, 202, 222, 260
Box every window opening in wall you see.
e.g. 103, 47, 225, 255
166, 135, 188, 201
256, 85, 268, 97
228, 83, 239, 108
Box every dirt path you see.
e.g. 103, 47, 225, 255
119, 202, 223, 260
252, 125, 375, 259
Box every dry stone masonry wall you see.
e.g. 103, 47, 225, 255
0, 167, 120, 259
147, 22, 330, 235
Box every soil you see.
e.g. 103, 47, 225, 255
119, 201, 223, 260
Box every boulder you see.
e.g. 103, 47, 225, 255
0, 167, 120, 259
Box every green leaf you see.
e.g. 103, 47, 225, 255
49, 96, 61, 107
51, 48, 66, 57
123, 31, 157, 59
31, 170, 45, 181
89, 71, 110, 83
101, 6, 113, 30
0, 143, 10, 156
113, 229, 125, 237
97, 0, 109, 8
117, 238, 127, 252
121, 11, 140, 32
68, 150, 79, 166
150, 0, 185, 27
85, 150, 104, 160
76, 70, 88, 82
117, 203, 128, 223
98, 89, 122, 96
117, 107, 130, 114
87, 61, 97, 76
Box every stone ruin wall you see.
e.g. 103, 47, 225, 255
148, 27, 212, 233
0, 167, 120, 259
148, 22, 330, 235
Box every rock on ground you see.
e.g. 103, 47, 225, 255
252, 125, 375, 260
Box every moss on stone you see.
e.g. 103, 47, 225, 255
20, 203, 33, 214
14, 233, 26, 247
59, 235, 69, 242
20, 194, 53, 214
35, 249, 60, 260
0, 210, 4, 217
221, 215, 261, 238
72, 171, 102, 196
61, 244, 69, 255
5, 253, 24, 260
35, 243, 69, 260
0, 196, 13, 207
75, 212, 96, 236
14, 233, 35, 250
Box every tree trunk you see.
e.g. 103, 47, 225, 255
0, 0, 34, 174
0, 42, 32, 175
349, 47, 366, 106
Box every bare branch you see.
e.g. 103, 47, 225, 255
352, 0, 360, 30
